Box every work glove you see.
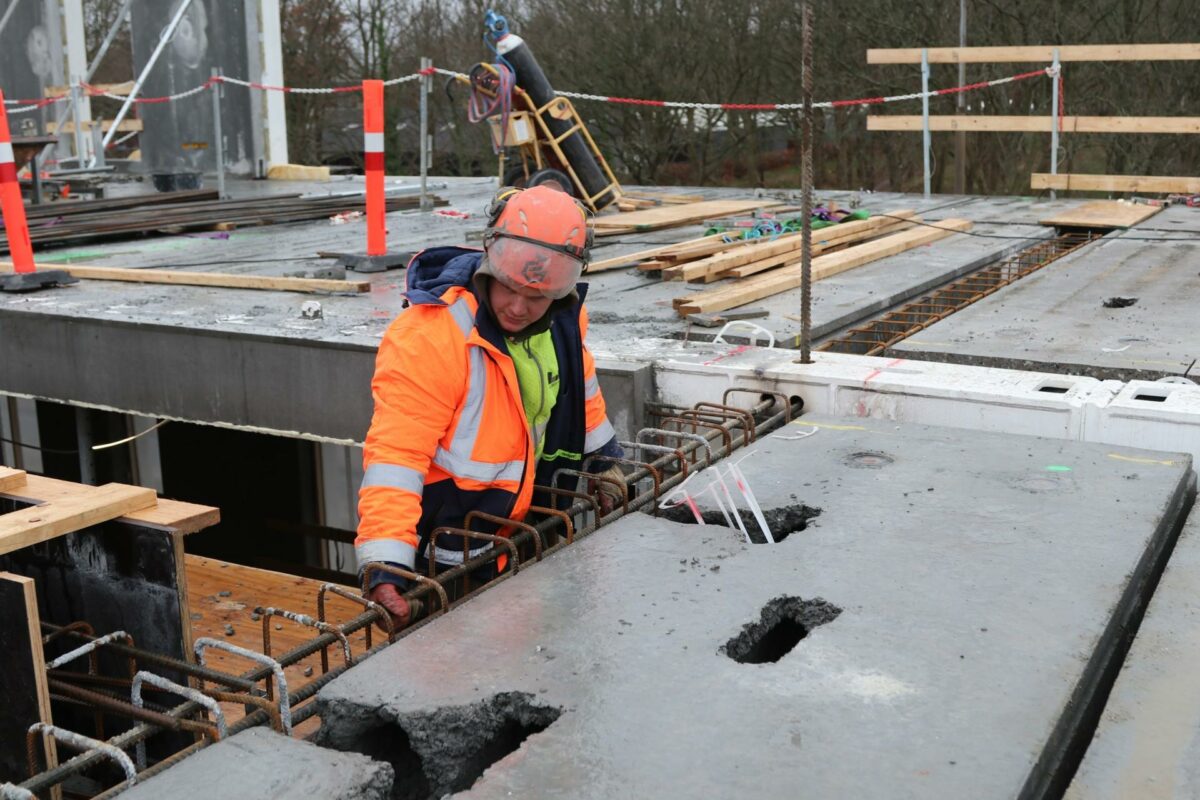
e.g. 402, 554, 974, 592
367, 583, 421, 632
588, 464, 627, 516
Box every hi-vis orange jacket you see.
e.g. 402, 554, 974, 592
356, 247, 621, 583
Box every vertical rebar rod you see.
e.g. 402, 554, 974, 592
211, 68, 225, 199
798, 1, 814, 363
921, 48, 931, 198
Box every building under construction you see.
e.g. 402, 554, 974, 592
2, 4, 1200, 799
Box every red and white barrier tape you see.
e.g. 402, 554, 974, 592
4, 65, 1051, 115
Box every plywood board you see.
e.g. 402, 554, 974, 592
3, 473, 217, 535
1039, 200, 1162, 229
0, 573, 57, 785
185, 555, 369, 736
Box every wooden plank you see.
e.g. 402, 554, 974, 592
0, 573, 58, 786
665, 212, 918, 282
722, 219, 915, 280
1038, 200, 1162, 229
2, 473, 217, 535
1031, 173, 1200, 193
867, 43, 1200, 64
44, 81, 135, 98
592, 200, 783, 235
587, 232, 732, 272
0, 467, 27, 492
0, 483, 157, 556
0, 261, 371, 294
868, 116, 1200, 134
46, 118, 143, 134
675, 220, 973, 316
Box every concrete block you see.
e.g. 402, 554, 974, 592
316, 415, 1194, 799
1067, 516, 1200, 800
1085, 380, 1200, 464
595, 359, 653, 443
118, 727, 393, 800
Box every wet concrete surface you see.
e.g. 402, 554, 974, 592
1067, 514, 1200, 800
890, 207, 1200, 381
315, 414, 1195, 799
118, 727, 394, 799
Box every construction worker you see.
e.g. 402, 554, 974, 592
357, 185, 625, 627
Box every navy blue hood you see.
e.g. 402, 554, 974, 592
404, 246, 483, 306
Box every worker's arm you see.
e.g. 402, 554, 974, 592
578, 306, 625, 513
357, 310, 463, 598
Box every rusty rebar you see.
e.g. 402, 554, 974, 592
258, 606, 352, 676
318, 583, 395, 650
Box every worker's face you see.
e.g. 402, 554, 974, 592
488, 278, 554, 333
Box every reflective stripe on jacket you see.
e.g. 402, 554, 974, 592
356, 247, 621, 575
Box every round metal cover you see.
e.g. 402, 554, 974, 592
844, 451, 894, 469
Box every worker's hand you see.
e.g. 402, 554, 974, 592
367, 583, 412, 631
588, 464, 627, 516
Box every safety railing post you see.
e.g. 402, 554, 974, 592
1049, 48, 1060, 200
419, 56, 432, 211
211, 68, 226, 199
921, 48, 931, 198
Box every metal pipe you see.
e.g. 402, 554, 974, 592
1050, 48, 1061, 200
921, 47, 931, 198
101, 0, 196, 153
419, 56, 432, 211
211, 68, 226, 199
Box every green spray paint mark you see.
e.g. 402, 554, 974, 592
1045, 465, 1073, 472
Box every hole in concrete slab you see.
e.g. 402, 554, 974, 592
722, 596, 841, 664
338, 693, 562, 800
1036, 383, 1071, 394
843, 450, 894, 469
1103, 296, 1138, 308
659, 503, 821, 543
1132, 392, 1168, 402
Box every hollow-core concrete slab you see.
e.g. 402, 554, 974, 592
890, 222, 1200, 381
118, 727, 393, 800
315, 414, 1194, 799
1067, 514, 1200, 800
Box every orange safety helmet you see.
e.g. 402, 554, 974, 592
482, 185, 592, 299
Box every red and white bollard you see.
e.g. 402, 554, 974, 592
332, 80, 412, 273
0, 91, 75, 292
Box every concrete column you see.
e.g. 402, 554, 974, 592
318, 442, 362, 572
130, 415, 164, 492
74, 407, 95, 484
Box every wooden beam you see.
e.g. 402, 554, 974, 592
44, 81, 135, 98
0, 468, 27, 493
0, 261, 371, 294
588, 232, 733, 273
675, 220, 972, 316
868, 116, 1200, 134
1031, 173, 1200, 193
46, 118, 143, 134
723, 219, 915, 280
867, 43, 1200, 64
592, 199, 784, 236
665, 212, 918, 282
0, 483, 157, 556
2, 473, 218, 536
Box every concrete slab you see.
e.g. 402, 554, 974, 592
118, 727, 393, 800
1067, 514, 1200, 800
891, 227, 1200, 381
315, 414, 1195, 799
2, 178, 1072, 439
